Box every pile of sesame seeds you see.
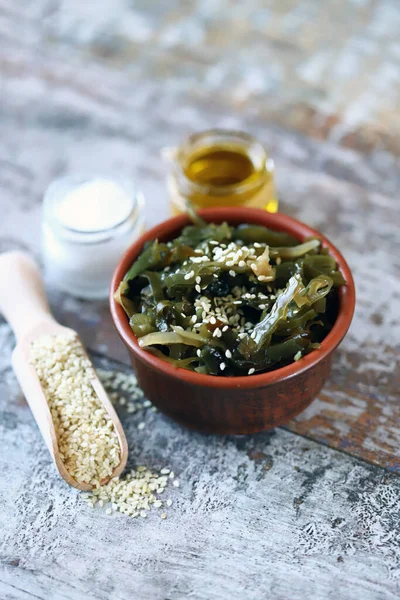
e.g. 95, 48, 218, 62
29, 342, 179, 519
82, 466, 179, 519
30, 332, 121, 485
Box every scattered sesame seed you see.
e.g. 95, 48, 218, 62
172, 479, 180, 487
248, 368, 255, 375
83, 462, 178, 518
225, 349, 232, 359
195, 276, 201, 284
166, 499, 172, 507
222, 325, 229, 332
209, 316, 217, 324
220, 362, 226, 371
195, 285, 201, 293
229, 270, 236, 277
138, 422, 145, 430
294, 351, 302, 361
161, 513, 167, 519
191, 315, 198, 324
276, 257, 282, 265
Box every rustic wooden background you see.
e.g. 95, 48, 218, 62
1, 1, 400, 599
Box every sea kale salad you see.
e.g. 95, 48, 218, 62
115, 212, 346, 377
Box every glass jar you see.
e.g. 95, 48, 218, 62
42, 174, 145, 299
165, 129, 278, 215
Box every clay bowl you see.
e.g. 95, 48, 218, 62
110, 207, 355, 434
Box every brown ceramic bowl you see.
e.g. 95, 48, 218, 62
110, 208, 355, 434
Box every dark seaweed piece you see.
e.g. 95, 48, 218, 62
124, 240, 171, 282
175, 222, 231, 247
199, 346, 227, 376
129, 313, 157, 337
233, 224, 299, 247
303, 255, 346, 286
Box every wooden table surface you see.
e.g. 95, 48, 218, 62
1, 1, 400, 599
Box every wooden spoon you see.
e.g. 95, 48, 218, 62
0, 251, 128, 491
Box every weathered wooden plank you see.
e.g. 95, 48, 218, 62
1, 67, 398, 471
2, 0, 400, 154
1, 335, 400, 600
1, 1, 400, 595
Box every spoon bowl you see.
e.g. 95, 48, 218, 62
0, 251, 128, 490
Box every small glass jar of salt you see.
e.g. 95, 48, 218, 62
42, 174, 145, 299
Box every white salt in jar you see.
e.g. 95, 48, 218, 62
42, 174, 145, 299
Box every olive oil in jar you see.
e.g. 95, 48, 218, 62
166, 130, 278, 215
185, 148, 255, 187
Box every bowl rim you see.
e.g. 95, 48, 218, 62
110, 207, 356, 389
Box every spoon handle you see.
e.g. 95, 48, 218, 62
0, 251, 55, 342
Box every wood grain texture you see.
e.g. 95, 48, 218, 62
1, 343, 400, 600
1, 0, 398, 470
0, 1, 400, 597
